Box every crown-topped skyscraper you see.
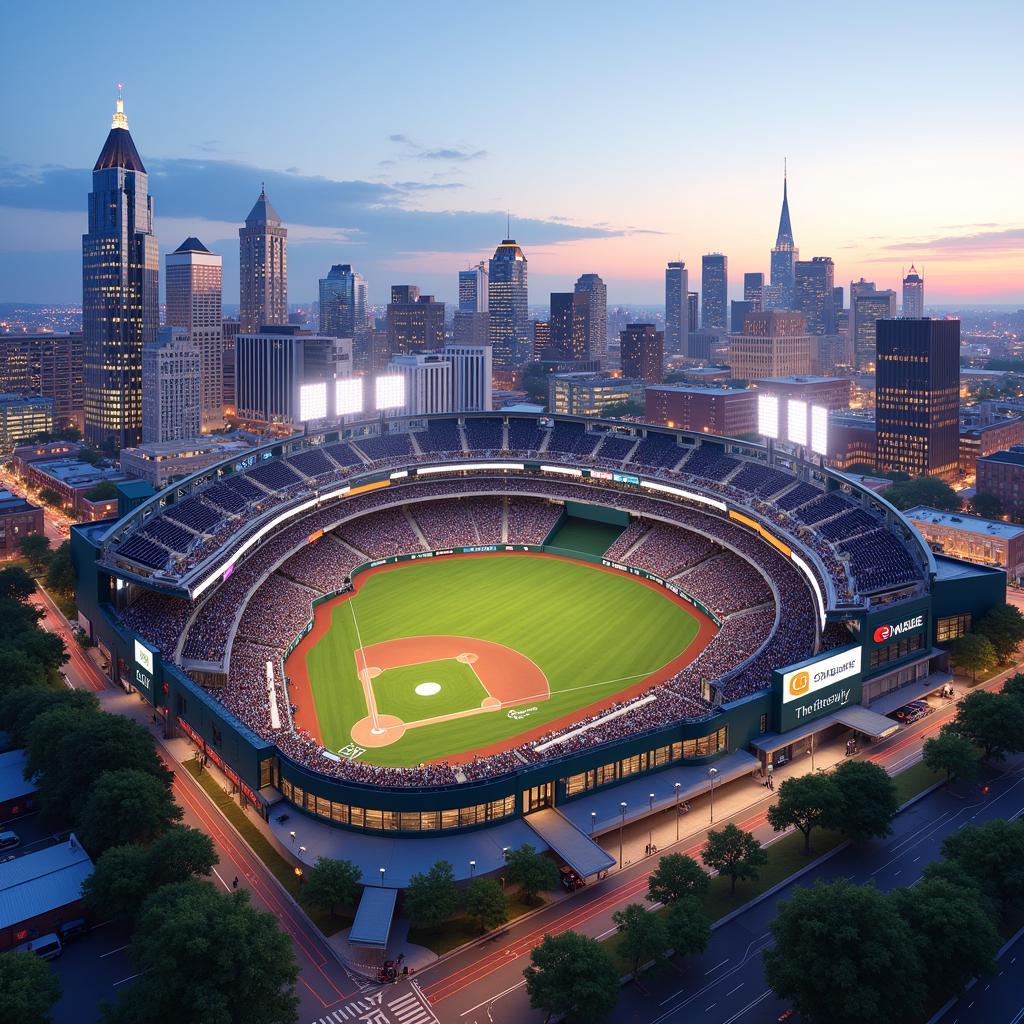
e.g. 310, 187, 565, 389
82, 86, 158, 447
768, 168, 799, 310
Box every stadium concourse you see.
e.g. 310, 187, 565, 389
72, 413, 1004, 885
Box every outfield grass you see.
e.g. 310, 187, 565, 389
373, 659, 488, 721
546, 516, 624, 556
300, 554, 703, 766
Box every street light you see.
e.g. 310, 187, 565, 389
618, 801, 628, 870
379, 867, 386, 887
591, 811, 597, 835
294, 866, 304, 885
648, 793, 655, 855
288, 830, 296, 844
469, 859, 476, 879
298, 845, 306, 856
708, 767, 719, 824
674, 782, 682, 842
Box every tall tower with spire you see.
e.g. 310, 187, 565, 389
239, 187, 288, 332
768, 167, 799, 310
82, 86, 158, 448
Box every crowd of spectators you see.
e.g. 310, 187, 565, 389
117, 590, 192, 658
506, 497, 561, 544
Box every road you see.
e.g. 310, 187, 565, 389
0, 463, 71, 548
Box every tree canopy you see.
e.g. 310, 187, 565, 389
975, 604, 1024, 663
403, 860, 458, 929
523, 930, 619, 1023
940, 819, 1024, 920
505, 844, 560, 904
826, 759, 899, 842
464, 878, 508, 933
76, 768, 182, 856
923, 727, 978, 786
949, 633, 998, 682
45, 541, 76, 599
612, 902, 669, 980
302, 858, 362, 919
884, 476, 961, 512
665, 896, 711, 961
701, 823, 767, 894
646, 852, 710, 906
0, 950, 62, 1024
951, 688, 1024, 760
766, 772, 833, 854
18, 533, 51, 573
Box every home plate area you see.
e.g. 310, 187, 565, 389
349, 635, 548, 748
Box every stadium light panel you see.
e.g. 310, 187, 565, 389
787, 399, 807, 447
335, 377, 364, 417
299, 381, 328, 422
811, 404, 828, 456
375, 374, 406, 411
758, 394, 779, 439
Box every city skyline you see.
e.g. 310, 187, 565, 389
2, 2, 1023, 308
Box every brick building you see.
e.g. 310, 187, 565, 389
644, 385, 756, 436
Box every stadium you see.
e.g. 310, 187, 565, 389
73, 412, 1003, 878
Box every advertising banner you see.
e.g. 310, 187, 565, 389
775, 644, 862, 732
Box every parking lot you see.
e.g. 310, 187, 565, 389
48, 921, 135, 1024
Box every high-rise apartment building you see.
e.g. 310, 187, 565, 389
82, 90, 158, 447
664, 261, 689, 356
453, 310, 489, 348
488, 239, 529, 371
221, 318, 240, 417
687, 293, 699, 340
549, 292, 591, 362
620, 324, 664, 385
142, 326, 201, 444
701, 254, 728, 330
165, 237, 223, 431
574, 273, 607, 365
443, 344, 493, 412
794, 256, 836, 335
876, 318, 960, 481
729, 310, 811, 380
386, 287, 445, 355
319, 264, 367, 339
768, 173, 798, 309
532, 320, 551, 360
903, 265, 925, 318
743, 272, 765, 311
458, 262, 488, 313
850, 281, 897, 371
0, 333, 84, 432
239, 188, 287, 333
730, 300, 756, 334
387, 353, 454, 416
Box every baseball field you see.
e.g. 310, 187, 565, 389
286, 553, 715, 768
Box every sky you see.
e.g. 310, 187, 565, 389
1, 0, 1023, 308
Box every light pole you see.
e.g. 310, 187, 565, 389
674, 782, 682, 842
379, 866, 386, 887
708, 767, 719, 824
647, 793, 655, 855
469, 859, 476, 880
591, 811, 597, 836
500, 847, 509, 890
288, 830, 296, 845
618, 801, 627, 870
294, 866, 304, 886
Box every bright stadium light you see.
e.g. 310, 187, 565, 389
758, 394, 779, 439
811, 404, 829, 456
299, 381, 327, 422
375, 374, 405, 412
335, 377, 364, 417
787, 399, 807, 447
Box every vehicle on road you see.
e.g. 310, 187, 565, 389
16, 933, 62, 960
0, 830, 21, 851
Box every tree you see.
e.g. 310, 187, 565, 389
612, 902, 669, 982
0, 950, 62, 1024
38, 488, 63, 507
45, 541, 76, 598
1003, 672, 1024, 702
519, 363, 549, 405
464, 878, 508, 933
763, 879, 926, 1024
949, 632, 997, 683
951, 689, 1024, 760
82, 844, 154, 925
826, 759, 899, 842
85, 480, 118, 502
0, 565, 36, 602
766, 772, 833, 854
302, 857, 361, 919
923, 727, 978, 786
76, 768, 182, 856
941, 819, 1024, 920
100, 881, 299, 1024
523, 931, 619, 1024
892, 876, 999, 999
976, 604, 1024, 663
504, 844, 560, 904
646, 852, 710, 906
885, 476, 961, 512
0, 685, 97, 746
971, 491, 1003, 519
147, 825, 218, 887
701, 823, 767, 894
600, 400, 645, 419
403, 860, 458, 930
664, 896, 711, 960
18, 534, 51, 573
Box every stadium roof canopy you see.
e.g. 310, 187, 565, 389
349, 886, 398, 949
523, 808, 615, 879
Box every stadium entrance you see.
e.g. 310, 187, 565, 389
523, 782, 553, 813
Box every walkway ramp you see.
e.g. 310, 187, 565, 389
349, 885, 398, 949
524, 807, 615, 878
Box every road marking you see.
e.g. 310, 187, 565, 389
100, 944, 128, 958
704, 958, 730, 976
726, 983, 744, 996
458, 979, 526, 1016
113, 972, 141, 986
212, 867, 232, 891
704, 1004, 717, 1012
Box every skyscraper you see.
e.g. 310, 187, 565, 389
769, 172, 798, 309
794, 257, 836, 335
488, 238, 529, 371
620, 324, 664, 385
319, 264, 367, 339
549, 292, 591, 361
0, 333, 84, 432
903, 265, 925, 317
239, 187, 287, 333
82, 89, 158, 447
142, 327, 201, 444
729, 311, 811, 380
876, 318, 960, 481
730, 300, 755, 334
687, 292, 699, 341
386, 287, 445, 355
166, 237, 223, 431
744, 272, 765, 311
459, 262, 488, 313
701, 254, 728, 330
574, 273, 607, 365
850, 279, 897, 370
665, 261, 689, 356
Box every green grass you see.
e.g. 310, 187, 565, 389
891, 758, 945, 804
300, 554, 702, 766
545, 516, 624, 556
407, 892, 541, 955
373, 659, 488, 721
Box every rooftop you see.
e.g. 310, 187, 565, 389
754, 375, 849, 386
933, 554, 1006, 581
30, 458, 125, 487
121, 438, 254, 461
979, 447, 1024, 468
0, 838, 93, 932
0, 749, 36, 803
905, 505, 1024, 541
646, 385, 751, 397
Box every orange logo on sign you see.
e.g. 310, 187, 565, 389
789, 671, 810, 697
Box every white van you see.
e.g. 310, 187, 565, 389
16, 933, 62, 960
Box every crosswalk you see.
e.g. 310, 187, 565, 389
311, 985, 438, 1024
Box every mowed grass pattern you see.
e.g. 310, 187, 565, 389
302, 555, 702, 766
372, 660, 488, 721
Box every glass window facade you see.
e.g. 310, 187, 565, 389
868, 632, 924, 670
936, 613, 971, 643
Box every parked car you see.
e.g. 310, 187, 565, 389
0, 831, 20, 851
58, 919, 88, 942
